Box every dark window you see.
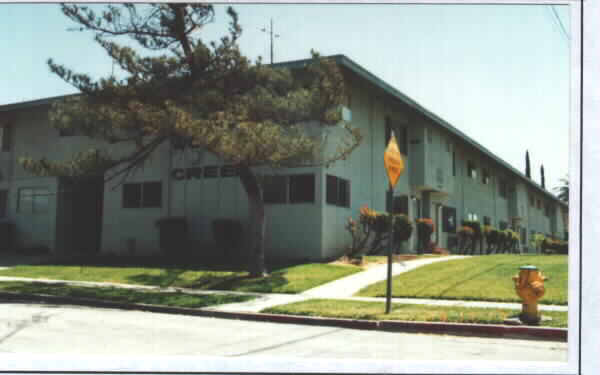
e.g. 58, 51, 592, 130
393, 195, 409, 215
482, 169, 490, 185
384, 117, 391, 148
0, 190, 7, 217
142, 182, 162, 208
484, 216, 491, 225
220, 165, 238, 177
289, 174, 315, 203
521, 228, 527, 245
263, 175, 287, 204
59, 128, 75, 137
123, 184, 142, 208
529, 194, 535, 207
123, 182, 161, 208
427, 128, 433, 144
499, 180, 507, 198
442, 206, 457, 233
204, 166, 219, 178
326, 175, 338, 206
399, 127, 408, 155
1, 125, 12, 151
326, 175, 350, 208
499, 221, 508, 230
452, 151, 456, 177
537, 199, 541, 209
467, 161, 477, 179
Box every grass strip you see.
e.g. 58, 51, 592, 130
262, 299, 568, 328
357, 255, 568, 305
0, 281, 255, 308
0, 263, 362, 294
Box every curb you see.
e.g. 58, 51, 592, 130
0, 291, 567, 342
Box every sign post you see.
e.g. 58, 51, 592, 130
383, 131, 404, 314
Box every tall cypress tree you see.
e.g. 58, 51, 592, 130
525, 150, 531, 178
541, 164, 546, 189
18, 4, 363, 277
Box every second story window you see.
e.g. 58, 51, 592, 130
499, 180, 507, 198
384, 117, 391, 148
0, 125, 12, 152
482, 169, 490, 185
467, 161, 477, 179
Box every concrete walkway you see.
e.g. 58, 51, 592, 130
0, 255, 568, 313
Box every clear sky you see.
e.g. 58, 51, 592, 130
0, 3, 571, 193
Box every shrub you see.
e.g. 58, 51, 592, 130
345, 205, 413, 257
416, 218, 434, 254
211, 219, 243, 257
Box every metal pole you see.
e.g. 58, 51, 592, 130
386, 183, 394, 314
270, 18, 274, 64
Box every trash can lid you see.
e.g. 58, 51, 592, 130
519, 265, 538, 270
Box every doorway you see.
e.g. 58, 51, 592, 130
56, 177, 104, 254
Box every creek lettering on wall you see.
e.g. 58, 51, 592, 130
171, 167, 202, 181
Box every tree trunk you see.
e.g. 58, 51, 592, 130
238, 166, 268, 277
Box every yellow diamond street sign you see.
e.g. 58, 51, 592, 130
384, 133, 404, 188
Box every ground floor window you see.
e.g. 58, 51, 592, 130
326, 175, 350, 208
123, 182, 162, 208
263, 174, 316, 204
17, 188, 50, 214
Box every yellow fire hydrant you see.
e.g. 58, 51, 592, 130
512, 265, 547, 324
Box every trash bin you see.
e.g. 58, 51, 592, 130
0, 222, 15, 252
156, 217, 188, 254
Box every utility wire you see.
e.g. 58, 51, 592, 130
549, 5, 570, 44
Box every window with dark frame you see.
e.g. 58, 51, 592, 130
384, 117, 391, 148
499, 180, 508, 198
537, 199, 541, 209
482, 169, 490, 185
289, 174, 315, 203
326, 175, 350, 208
203, 166, 219, 178
142, 182, 162, 208
220, 165, 239, 177
263, 175, 287, 204
399, 127, 408, 155
123, 182, 162, 208
467, 161, 477, 179
452, 151, 456, 177
484, 216, 491, 226
0, 190, 7, 217
529, 193, 535, 207
499, 221, 508, 230
1, 125, 12, 152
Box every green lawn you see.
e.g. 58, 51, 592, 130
0, 281, 255, 308
262, 299, 568, 328
357, 255, 568, 305
0, 262, 362, 294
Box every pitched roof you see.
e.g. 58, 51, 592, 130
275, 55, 567, 208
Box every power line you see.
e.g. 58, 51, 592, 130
550, 5, 570, 43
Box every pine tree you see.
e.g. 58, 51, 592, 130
541, 164, 546, 189
18, 4, 362, 276
525, 150, 531, 178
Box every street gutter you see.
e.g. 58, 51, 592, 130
0, 291, 567, 342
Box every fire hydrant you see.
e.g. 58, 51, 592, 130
512, 265, 547, 324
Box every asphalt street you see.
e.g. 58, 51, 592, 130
0, 302, 567, 362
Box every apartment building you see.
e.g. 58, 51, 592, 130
0, 55, 568, 260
